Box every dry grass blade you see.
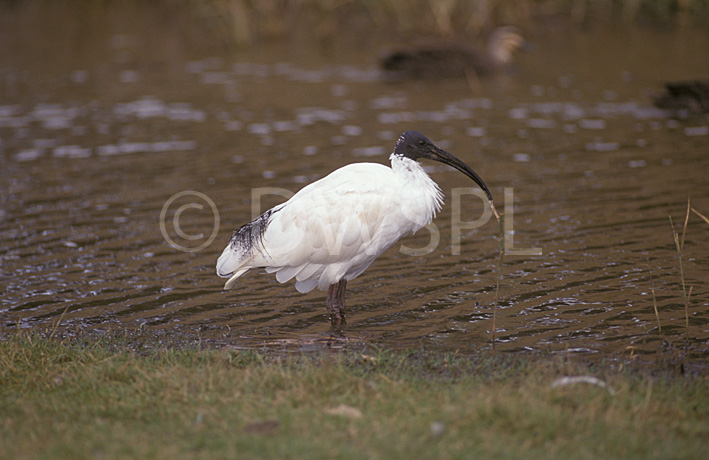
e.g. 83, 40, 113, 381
691, 207, 709, 227
669, 203, 692, 339
680, 196, 690, 250
646, 257, 661, 334
669, 215, 678, 249
49, 305, 71, 339
324, 404, 363, 419
651, 288, 661, 334
683, 289, 692, 343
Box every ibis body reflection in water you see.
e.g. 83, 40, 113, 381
217, 131, 495, 327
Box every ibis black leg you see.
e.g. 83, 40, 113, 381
326, 279, 348, 328
336, 279, 347, 320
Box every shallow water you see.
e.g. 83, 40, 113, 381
1, 3, 708, 359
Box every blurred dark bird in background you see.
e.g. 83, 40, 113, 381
653, 80, 709, 115
380, 26, 526, 80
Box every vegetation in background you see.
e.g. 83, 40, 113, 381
5, 0, 706, 46
194, 0, 709, 44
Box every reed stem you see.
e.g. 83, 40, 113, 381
651, 288, 661, 334
669, 197, 691, 338
492, 206, 504, 350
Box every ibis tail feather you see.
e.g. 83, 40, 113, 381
224, 268, 249, 289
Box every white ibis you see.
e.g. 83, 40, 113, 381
216, 131, 495, 327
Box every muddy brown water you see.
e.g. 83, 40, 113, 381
1, 4, 708, 359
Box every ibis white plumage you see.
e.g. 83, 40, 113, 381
216, 131, 495, 327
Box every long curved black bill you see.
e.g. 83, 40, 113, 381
431, 147, 494, 204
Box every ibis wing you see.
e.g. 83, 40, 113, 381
251, 164, 411, 290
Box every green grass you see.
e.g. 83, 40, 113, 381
1, 333, 707, 460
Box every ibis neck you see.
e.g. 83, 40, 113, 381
389, 153, 432, 181
389, 153, 444, 219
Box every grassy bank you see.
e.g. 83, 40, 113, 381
1, 333, 707, 460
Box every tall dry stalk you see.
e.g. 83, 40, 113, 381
491, 203, 503, 350
646, 257, 661, 334
669, 197, 691, 338
651, 287, 661, 334
49, 304, 71, 339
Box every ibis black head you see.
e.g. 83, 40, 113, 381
394, 131, 494, 203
